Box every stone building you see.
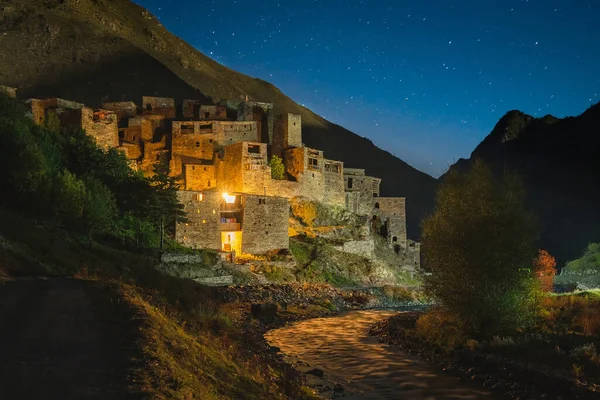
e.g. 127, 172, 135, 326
344, 168, 382, 216
102, 101, 138, 121
176, 190, 289, 254
272, 113, 302, 158
237, 100, 275, 144
142, 96, 176, 119
373, 197, 408, 249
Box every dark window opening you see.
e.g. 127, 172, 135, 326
373, 193, 379, 197
204, 112, 210, 118
394, 244, 401, 254
195, 142, 200, 147
200, 124, 212, 130
375, 202, 380, 209
132, 135, 136, 141
155, 154, 160, 161
259, 198, 266, 205
181, 124, 195, 134
308, 157, 319, 170
207, 180, 211, 187
209, 139, 214, 143
192, 166, 195, 170
348, 178, 353, 189
372, 215, 377, 221
392, 236, 398, 243
204, 167, 207, 171
146, 104, 152, 111
248, 144, 261, 154
118, 131, 125, 139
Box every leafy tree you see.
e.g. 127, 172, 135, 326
421, 159, 539, 337
53, 169, 86, 225
115, 213, 160, 249
533, 249, 556, 291
269, 155, 285, 180
81, 178, 117, 249
147, 168, 186, 251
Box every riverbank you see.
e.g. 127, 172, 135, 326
370, 309, 600, 399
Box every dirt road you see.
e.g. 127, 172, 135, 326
0, 278, 136, 400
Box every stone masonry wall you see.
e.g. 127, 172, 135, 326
102, 102, 137, 120
374, 197, 407, 248
273, 113, 302, 158
176, 190, 221, 250
241, 194, 289, 254
184, 164, 216, 191
142, 96, 176, 118
80, 108, 119, 150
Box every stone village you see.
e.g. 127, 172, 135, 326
20, 92, 416, 265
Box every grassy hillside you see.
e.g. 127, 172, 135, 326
0, 0, 436, 238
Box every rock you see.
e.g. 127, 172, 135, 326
268, 345, 280, 354
306, 368, 324, 378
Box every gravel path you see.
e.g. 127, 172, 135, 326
266, 310, 507, 400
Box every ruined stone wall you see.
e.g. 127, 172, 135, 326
344, 171, 381, 216
237, 101, 275, 144
176, 190, 221, 250
118, 126, 141, 143
119, 142, 142, 160
284, 147, 306, 180
200, 105, 228, 120
374, 197, 407, 248
273, 113, 302, 158
139, 140, 167, 175
241, 195, 289, 254
80, 108, 119, 150
102, 102, 137, 120
129, 115, 165, 142
142, 96, 176, 119
324, 160, 345, 207
216, 141, 244, 193
215, 121, 258, 144
184, 164, 217, 191
182, 99, 201, 119
27, 99, 47, 125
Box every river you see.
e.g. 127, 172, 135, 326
265, 310, 505, 399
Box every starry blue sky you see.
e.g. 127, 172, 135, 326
135, 0, 600, 177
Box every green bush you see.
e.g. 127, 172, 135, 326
269, 155, 285, 180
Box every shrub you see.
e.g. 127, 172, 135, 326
269, 155, 285, 180
564, 243, 600, 275
570, 343, 599, 364
421, 160, 539, 337
415, 308, 470, 350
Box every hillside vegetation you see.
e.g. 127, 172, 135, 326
0, 0, 436, 238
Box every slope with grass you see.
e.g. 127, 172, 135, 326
0, 0, 436, 239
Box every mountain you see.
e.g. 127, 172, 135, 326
443, 104, 600, 265
0, 0, 436, 239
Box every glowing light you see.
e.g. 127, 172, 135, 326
222, 192, 236, 204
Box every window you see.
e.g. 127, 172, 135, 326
192, 166, 195, 170
259, 198, 266, 205
118, 131, 125, 139
181, 124, 195, 134
132, 135, 136, 141
375, 202, 380, 209
348, 178, 353, 189
204, 112, 210, 118
155, 154, 160, 161
195, 142, 200, 147
392, 236, 398, 243
207, 180, 211, 187
193, 193, 203, 201
248, 144, 261, 154
146, 104, 152, 111
308, 157, 319, 170
204, 167, 207, 171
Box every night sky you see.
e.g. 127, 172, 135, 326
135, 0, 600, 177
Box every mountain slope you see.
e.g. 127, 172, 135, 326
0, 0, 436, 239
443, 104, 600, 265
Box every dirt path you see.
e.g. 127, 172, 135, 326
266, 310, 506, 400
0, 278, 135, 400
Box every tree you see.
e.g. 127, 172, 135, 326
533, 249, 556, 291
53, 169, 86, 225
270, 155, 285, 180
147, 168, 186, 251
81, 178, 117, 249
422, 159, 539, 337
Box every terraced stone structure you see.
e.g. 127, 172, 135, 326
22, 93, 411, 256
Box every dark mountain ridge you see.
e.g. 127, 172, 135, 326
444, 103, 600, 265
0, 0, 436, 239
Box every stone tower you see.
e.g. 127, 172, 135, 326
272, 113, 302, 158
